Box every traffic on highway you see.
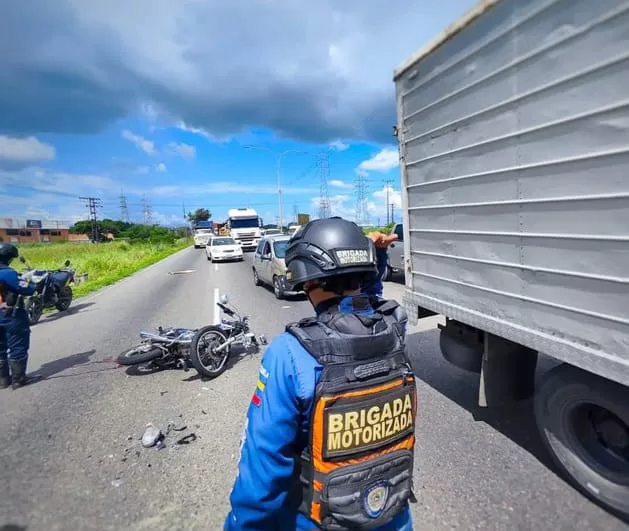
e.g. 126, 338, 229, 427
2, 0, 628, 529
0, 240, 625, 531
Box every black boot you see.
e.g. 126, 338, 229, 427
10, 359, 39, 390
0, 359, 10, 389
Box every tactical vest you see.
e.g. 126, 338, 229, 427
0, 265, 19, 311
286, 295, 418, 531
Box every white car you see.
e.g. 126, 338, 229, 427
206, 236, 244, 262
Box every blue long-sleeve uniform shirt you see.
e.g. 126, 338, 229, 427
0, 265, 36, 298
225, 247, 413, 530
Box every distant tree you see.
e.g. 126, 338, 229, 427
187, 208, 211, 224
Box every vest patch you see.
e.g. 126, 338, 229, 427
324, 388, 415, 459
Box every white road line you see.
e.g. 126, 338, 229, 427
214, 263, 219, 272
213, 287, 220, 325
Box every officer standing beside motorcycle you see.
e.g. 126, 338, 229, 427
0, 243, 38, 390
225, 218, 416, 531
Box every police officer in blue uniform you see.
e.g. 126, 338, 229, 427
0, 243, 38, 390
225, 218, 415, 531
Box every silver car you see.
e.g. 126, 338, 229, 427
252, 235, 302, 299
384, 223, 404, 281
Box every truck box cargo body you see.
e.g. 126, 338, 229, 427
394, 0, 629, 518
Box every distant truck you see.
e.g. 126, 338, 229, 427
192, 220, 213, 248
394, 0, 629, 519
226, 208, 263, 251
193, 228, 213, 249
287, 224, 301, 237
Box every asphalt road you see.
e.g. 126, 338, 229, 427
0, 246, 626, 530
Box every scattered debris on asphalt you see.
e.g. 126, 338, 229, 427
137, 419, 198, 451
176, 433, 197, 445
141, 424, 163, 448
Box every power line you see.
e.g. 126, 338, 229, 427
78, 196, 103, 242
317, 151, 331, 219
354, 173, 369, 227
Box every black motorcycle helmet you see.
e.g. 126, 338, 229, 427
285, 217, 377, 293
0, 243, 19, 265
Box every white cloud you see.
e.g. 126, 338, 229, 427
329, 140, 349, 151
156, 162, 167, 172
0, 135, 56, 169
357, 148, 399, 175
329, 179, 353, 190
135, 165, 150, 174
166, 141, 196, 159
121, 129, 156, 155
175, 122, 231, 143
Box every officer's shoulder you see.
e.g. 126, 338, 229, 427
262, 331, 316, 370
0, 267, 17, 278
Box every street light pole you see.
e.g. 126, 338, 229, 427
244, 145, 307, 233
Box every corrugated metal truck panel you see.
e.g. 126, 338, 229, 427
395, 0, 629, 386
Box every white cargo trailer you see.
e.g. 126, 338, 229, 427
394, 0, 629, 518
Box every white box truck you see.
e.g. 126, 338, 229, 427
226, 208, 263, 250
394, 0, 629, 518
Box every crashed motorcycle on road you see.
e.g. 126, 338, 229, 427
20, 256, 75, 325
117, 294, 266, 379
189, 294, 267, 378
117, 327, 198, 372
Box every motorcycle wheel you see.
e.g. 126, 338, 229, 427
55, 286, 73, 311
117, 344, 163, 365
26, 298, 43, 325
190, 326, 230, 378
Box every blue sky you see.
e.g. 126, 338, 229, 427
0, 0, 477, 227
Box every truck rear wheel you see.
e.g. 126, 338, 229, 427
534, 364, 629, 519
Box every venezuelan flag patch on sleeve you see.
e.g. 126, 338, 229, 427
251, 366, 269, 407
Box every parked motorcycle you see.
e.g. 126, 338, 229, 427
189, 294, 267, 378
117, 326, 198, 371
20, 256, 75, 325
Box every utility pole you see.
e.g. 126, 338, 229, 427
354, 173, 369, 227
119, 189, 130, 223
317, 151, 331, 219
243, 145, 308, 233
390, 203, 395, 225
79, 196, 102, 242
142, 195, 152, 225
383, 177, 393, 225
182, 201, 189, 236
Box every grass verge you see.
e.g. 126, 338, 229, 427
18, 239, 191, 298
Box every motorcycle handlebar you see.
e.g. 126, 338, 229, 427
217, 302, 235, 316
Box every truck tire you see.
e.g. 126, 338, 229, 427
534, 364, 629, 520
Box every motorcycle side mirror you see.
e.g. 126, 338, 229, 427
220, 294, 229, 304
64, 260, 71, 266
